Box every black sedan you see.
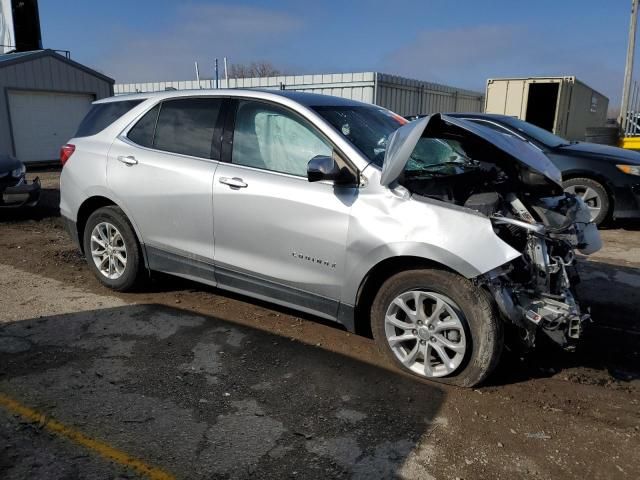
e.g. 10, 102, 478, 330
446, 113, 640, 225
0, 154, 40, 208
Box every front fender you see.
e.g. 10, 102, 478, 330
340, 190, 521, 305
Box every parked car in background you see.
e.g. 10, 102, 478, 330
447, 113, 640, 225
0, 154, 40, 208
60, 90, 601, 387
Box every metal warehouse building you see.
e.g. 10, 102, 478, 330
115, 72, 484, 117
0, 49, 113, 163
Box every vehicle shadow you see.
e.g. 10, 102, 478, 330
0, 304, 445, 479
133, 257, 640, 390
489, 259, 640, 386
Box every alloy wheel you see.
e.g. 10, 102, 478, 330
90, 222, 128, 280
384, 290, 467, 378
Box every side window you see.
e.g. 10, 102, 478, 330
127, 105, 159, 148
76, 100, 143, 137
232, 100, 332, 177
153, 98, 222, 158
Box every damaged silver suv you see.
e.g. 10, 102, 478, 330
60, 90, 601, 387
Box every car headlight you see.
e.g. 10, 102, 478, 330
10, 164, 26, 178
616, 164, 640, 176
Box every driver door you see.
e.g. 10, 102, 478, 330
212, 99, 357, 319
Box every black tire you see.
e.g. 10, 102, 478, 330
563, 177, 610, 226
82, 206, 144, 291
371, 269, 503, 387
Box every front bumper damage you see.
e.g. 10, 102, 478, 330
486, 267, 589, 350
0, 176, 40, 207
481, 197, 600, 350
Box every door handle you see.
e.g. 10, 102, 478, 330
117, 155, 138, 166
219, 176, 248, 188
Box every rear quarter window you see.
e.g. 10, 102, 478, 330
75, 100, 143, 137
127, 105, 159, 148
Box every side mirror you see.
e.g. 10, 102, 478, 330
307, 155, 356, 184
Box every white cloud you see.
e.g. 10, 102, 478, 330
98, 3, 303, 82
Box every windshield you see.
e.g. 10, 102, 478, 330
498, 116, 570, 147
312, 105, 407, 165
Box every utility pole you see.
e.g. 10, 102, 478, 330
195, 62, 201, 88
215, 58, 219, 89
620, 0, 639, 132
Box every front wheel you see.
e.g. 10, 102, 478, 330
370, 269, 503, 387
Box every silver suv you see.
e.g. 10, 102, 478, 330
60, 90, 601, 387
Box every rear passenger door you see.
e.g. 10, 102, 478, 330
107, 97, 225, 284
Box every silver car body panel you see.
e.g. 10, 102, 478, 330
60, 90, 542, 329
381, 114, 563, 187
341, 165, 521, 305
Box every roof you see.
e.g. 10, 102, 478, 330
0, 49, 114, 84
0, 50, 43, 65
486, 76, 608, 100
96, 88, 373, 108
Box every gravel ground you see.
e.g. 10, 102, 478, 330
0, 169, 638, 479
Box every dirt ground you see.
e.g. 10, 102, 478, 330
0, 169, 638, 479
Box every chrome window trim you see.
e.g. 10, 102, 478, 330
118, 134, 223, 165
215, 160, 351, 186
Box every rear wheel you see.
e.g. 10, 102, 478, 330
83, 206, 143, 291
563, 177, 610, 226
371, 269, 503, 387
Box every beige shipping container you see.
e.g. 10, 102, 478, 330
485, 76, 608, 141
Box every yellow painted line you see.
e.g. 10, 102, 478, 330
0, 392, 175, 480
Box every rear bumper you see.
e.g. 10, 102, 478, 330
0, 176, 40, 207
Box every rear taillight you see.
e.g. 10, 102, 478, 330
60, 144, 75, 166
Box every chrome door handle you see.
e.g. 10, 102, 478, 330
117, 155, 138, 166
219, 176, 247, 188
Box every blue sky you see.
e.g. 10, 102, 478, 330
40, 1, 635, 112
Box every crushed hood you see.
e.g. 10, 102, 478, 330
380, 114, 563, 187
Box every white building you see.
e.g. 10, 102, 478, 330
0, 49, 113, 163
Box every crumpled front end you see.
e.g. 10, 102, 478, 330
482, 193, 601, 349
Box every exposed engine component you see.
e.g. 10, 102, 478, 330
484, 193, 596, 349
392, 114, 601, 350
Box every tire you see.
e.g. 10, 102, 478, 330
370, 269, 503, 387
563, 177, 610, 226
82, 206, 144, 291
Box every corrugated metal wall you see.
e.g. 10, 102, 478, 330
375, 74, 483, 115
0, 55, 113, 157
114, 72, 484, 115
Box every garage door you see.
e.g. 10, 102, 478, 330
8, 90, 94, 163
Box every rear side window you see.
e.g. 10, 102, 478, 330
153, 98, 222, 158
75, 100, 143, 137
127, 105, 159, 148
